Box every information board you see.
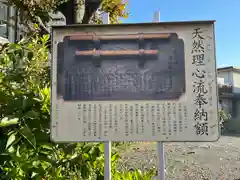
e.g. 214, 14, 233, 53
50, 21, 220, 142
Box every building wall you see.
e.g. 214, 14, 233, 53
0, 4, 66, 42
232, 71, 240, 93
217, 70, 240, 94
0, 3, 7, 38
236, 101, 240, 118
219, 98, 232, 114
217, 77, 224, 85
218, 70, 239, 118
217, 71, 233, 85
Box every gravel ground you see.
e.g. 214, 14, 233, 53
117, 136, 240, 180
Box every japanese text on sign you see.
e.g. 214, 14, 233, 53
191, 28, 209, 136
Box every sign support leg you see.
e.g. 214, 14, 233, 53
104, 141, 111, 180
152, 11, 165, 180
102, 12, 111, 180
157, 142, 165, 180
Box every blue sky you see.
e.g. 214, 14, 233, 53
122, 0, 239, 68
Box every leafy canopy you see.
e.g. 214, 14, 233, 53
4, 0, 128, 35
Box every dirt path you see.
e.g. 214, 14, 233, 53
118, 136, 240, 180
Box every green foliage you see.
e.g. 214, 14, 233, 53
113, 169, 156, 180
4, 0, 128, 35
0, 1, 155, 179
0, 35, 156, 179
222, 118, 240, 135
0, 35, 100, 179
101, 0, 129, 23
219, 109, 229, 129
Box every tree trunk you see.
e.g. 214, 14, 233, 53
58, 0, 101, 25
58, 0, 76, 24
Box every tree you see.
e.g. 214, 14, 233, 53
0, 1, 157, 179
4, 0, 128, 36
0, 1, 128, 179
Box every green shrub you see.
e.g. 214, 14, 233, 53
223, 118, 240, 135
0, 35, 156, 180
0, 35, 104, 179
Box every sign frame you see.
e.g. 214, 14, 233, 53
50, 20, 220, 143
